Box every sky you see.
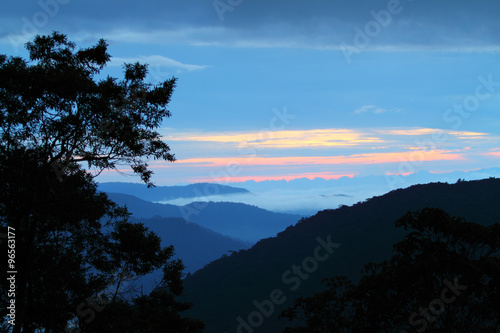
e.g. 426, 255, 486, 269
1, 0, 500, 187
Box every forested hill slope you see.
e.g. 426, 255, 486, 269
128, 216, 251, 274
183, 178, 500, 333
105, 192, 302, 243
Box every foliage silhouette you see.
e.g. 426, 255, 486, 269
1, 31, 175, 186
0, 32, 203, 332
281, 208, 500, 332
183, 179, 500, 332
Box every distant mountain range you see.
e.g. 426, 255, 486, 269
98, 182, 249, 202
182, 178, 500, 332
105, 192, 302, 243
99, 176, 500, 331
232, 168, 500, 192
130, 168, 500, 216
102, 188, 302, 276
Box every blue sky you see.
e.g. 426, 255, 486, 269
1, 0, 499, 185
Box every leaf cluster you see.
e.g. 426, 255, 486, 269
0, 33, 202, 332
281, 208, 500, 332
0, 31, 177, 186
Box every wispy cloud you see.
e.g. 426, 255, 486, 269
193, 172, 356, 183
165, 127, 496, 158
99, 126, 496, 185
64, 27, 500, 52
110, 55, 209, 72
376, 128, 488, 137
354, 105, 399, 115
174, 150, 463, 167
167, 129, 382, 148
484, 152, 500, 158
3, 1, 499, 52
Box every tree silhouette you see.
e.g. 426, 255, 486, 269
1, 32, 175, 186
0, 32, 203, 332
281, 208, 500, 332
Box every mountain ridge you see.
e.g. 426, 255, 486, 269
183, 178, 500, 332
105, 192, 302, 243
128, 216, 251, 274
98, 182, 249, 202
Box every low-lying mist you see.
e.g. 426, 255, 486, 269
160, 168, 500, 214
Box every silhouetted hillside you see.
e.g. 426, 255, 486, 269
106, 192, 181, 217
179, 201, 303, 242
98, 182, 249, 202
183, 178, 500, 332
106, 192, 302, 242
128, 216, 251, 274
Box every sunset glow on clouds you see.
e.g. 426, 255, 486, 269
113, 126, 497, 184
374, 129, 488, 137
174, 150, 463, 167
92, 125, 499, 184
6, 1, 497, 186
167, 128, 382, 148
173, 150, 464, 182
193, 172, 358, 183
167, 128, 491, 151
484, 151, 500, 158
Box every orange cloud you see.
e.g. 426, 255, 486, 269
193, 172, 356, 183
376, 128, 438, 136
165, 128, 492, 154
449, 131, 488, 137
175, 150, 463, 167
376, 128, 488, 138
385, 172, 413, 176
167, 129, 382, 148
484, 152, 500, 158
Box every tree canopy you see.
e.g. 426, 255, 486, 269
281, 208, 500, 332
1, 31, 176, 186
0, 32, 203, 332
